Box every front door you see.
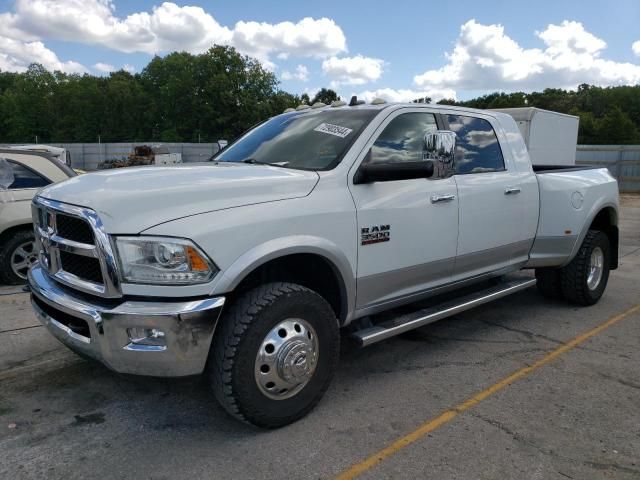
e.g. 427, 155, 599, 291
348, 109, 459, 312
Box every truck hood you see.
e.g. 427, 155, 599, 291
39, 163, 319, 233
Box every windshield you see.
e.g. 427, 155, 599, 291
214, 109, 378, 170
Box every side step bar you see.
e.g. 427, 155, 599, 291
351, 275, 537, 347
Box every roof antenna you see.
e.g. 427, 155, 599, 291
349, 95, 364, 106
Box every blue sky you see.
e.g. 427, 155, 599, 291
1, 0, 639, 101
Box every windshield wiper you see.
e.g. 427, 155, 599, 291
239, 158, 290, 168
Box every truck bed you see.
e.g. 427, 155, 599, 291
528, 166, 618, 268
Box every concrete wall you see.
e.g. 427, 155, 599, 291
576, 145, 640, 193
3, 143, 220, 171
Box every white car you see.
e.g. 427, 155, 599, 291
0, 149, 75, 284
28, 101, 618, 427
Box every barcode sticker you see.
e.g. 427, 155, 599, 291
313, 123, 353, 138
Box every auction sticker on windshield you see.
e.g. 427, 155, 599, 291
314, 123, 353, 138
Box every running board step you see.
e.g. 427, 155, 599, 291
351, 275, 536, 347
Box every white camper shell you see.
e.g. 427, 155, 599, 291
491, 107, 579, 166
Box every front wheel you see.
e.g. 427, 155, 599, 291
208, 282, 340, 428
560, 230, 610, 306
0, 229, 38, 285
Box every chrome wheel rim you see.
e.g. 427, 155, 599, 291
254, 318, 319, 400
587, 247, 604, 291
10, 240, 38, 280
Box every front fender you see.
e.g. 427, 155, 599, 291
212, 235, 356, 323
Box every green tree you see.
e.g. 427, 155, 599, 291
300, 93, 311, 105
1, 59, 640, 145
596, 107, 638, 144
311, 88, 340, 105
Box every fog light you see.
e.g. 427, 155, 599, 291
125, 327, 167, 351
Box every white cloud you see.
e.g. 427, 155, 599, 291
633, 40, 640, 57
281, 64, 309, 82
322, 55, 384, 86
357, 87, 456, 103
122, 63, 135, 73
414, 19, 640, 95
93, 62, 114, 73
9, 0, 232, 54
0, 1, 346, 73
0, 35, 85, 73
232, 17, 346, 62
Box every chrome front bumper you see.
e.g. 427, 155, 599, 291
28, 265, 225, 377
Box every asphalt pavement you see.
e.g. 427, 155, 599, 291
1, 195, 639, 480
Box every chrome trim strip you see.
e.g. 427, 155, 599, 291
49, 235, 97, 257
123, 343, 167, 352
54, 270, 106, 295
352, 276, 536, 347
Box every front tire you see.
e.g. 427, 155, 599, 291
560, 230, 610, 306
209, 282, 340, 428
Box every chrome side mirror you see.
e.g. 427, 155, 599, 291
423, 130, 456, 178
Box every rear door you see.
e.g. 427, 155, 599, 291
349, 109, 459, 312
445, 114, 530, 280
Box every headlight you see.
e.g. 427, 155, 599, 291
115, 236, 217, 285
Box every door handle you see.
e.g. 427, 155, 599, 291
430, 194, 456, 203
504, 187, 521, 195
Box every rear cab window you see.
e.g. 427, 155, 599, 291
446, 115, 505, 174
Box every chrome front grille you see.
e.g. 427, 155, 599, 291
32, 197, 121, 298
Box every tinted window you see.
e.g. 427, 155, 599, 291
8, 162, 50, 189
215, 109, 377, 171
370, 113, 438, 164
447, 115, 505, 174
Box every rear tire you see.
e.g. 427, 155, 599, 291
209, 282, 340, 428
560, 230, 610, 306
0, 229, 37, 285
535, 268, 564, 300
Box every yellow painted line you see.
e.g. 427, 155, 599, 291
335, 303, 640, 480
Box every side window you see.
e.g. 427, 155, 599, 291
370, 112, 438, 164
447, 115, 505, 174
8, 162, 51, 189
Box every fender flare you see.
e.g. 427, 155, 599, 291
563, 200, 618, 267
212, 235, 356, 323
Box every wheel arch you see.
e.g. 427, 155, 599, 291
567, 204, 619, 270
213, 236, 355, 324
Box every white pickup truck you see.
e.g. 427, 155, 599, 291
27, 101, 619, 427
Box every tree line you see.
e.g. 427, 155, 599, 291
0, 45, 638, 144
436, 84, 640, 144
